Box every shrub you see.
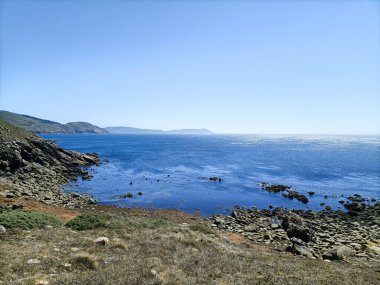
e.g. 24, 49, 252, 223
71, 253, 99, 271
0, 210, 63, 230
111, 238, 128, 251
66, 212, 108, 231
189, 223, 215, 235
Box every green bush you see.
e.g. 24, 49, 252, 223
0, 210, 63, 230
66, 212, 108, 231
189, 223, 215, 235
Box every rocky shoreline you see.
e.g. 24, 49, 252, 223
209, 202, 380, 262
0, 119, 100, 209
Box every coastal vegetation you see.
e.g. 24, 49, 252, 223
1, 205, 379, 285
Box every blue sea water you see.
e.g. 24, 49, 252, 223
42, 134, 380, 216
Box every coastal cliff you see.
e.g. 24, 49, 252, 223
0, 119, 100, 207
0, 110, 108, 134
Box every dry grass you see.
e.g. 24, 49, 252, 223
0, 209, 379, 285
70, 252, 99, 271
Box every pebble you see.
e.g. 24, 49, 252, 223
27, 259, 41, 264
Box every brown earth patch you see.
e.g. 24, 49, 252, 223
0, 197, 79, 221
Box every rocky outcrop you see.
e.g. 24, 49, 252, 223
259, 183, 309, 203
0, 119, 99, 208
210, 203, 380, 262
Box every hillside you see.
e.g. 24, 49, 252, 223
0, 118, 99, 206
105, 126, 213, 134
0, 110, 108, 134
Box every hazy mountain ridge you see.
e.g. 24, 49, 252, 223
105, 126, 213, 134
0, 111, 108, 134
0, 110, 213, 134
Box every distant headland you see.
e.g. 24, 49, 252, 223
0, 110, 108, 134
0, 110, 213, 135
105, 126, 213, 135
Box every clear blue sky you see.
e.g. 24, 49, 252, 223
1, 0, 379, 134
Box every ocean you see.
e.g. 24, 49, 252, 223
42, 134, 380, 215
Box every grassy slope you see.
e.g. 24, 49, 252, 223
0, 206, 379, 285
0, 118, 40, 142
0, 110, 107, 133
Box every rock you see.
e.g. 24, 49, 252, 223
344, 202, 367, 213
322, 245, 355, 260
209, 177, 223, 182
94, 237, 110, 246
27, 259, 41, 264
262, 184, 290, 193
214, 217, 225, 225
348, 194, 365, 203
282, 216, 314, 243
290, 237, 304, 245
288, 238, 316, 258
293, 244, 315, 258
0, 225, 6, 233
270, 223, 279, 229
282, 190, 309, 204
365, 240, 380, 255
244, 225, 256, 232
35, 279, 49, 285
308, 192, 315, 196
118, 193, 133, 199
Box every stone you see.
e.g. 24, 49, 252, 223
293, 244, 315, 258
35, 279, 49, 285
94, 237, 110, 246
284, 222, 314, 243
270, 223, 279, 229
214, 217, 225, 225
322, 245, 355, 260
0, 225, 6, 233
288, 237, 316, 258
27, 259, 41, 264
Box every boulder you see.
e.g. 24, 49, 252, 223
288, 238, 316, 258
322, 245, 355, 260
283, 219, 314, 243
0, 225, 6, 233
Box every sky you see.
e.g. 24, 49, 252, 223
0, 0, 379, 134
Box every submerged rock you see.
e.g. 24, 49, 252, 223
262, 184, 291, 193
209, 177, 223, 182
282, 190, 309, 204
